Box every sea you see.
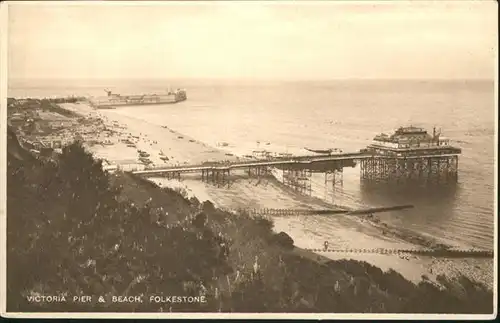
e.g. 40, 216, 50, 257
8, 78, 496, 250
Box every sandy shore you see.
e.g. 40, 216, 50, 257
61, 103, 241, 169
59, 102, 494, 290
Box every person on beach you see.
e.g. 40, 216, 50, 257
324, 241, 329, 251
252, 255, 261, 281
334, 280, 340, 293
199, 281, 207, 297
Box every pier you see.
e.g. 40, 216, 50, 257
131, 126, 462, 192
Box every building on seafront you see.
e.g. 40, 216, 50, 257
359, 126, 462, 183
364, 126, 460, 156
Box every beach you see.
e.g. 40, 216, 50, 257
59, 102, 494, 290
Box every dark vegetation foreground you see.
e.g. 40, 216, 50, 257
6, 127, 493, 313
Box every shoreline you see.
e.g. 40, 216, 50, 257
57, 102, 493, 290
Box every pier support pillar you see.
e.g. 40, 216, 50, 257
360, 155, 459, 185
324, 168, 343, 202
324, 168, 343, 187
282, 167, 312, 196
202, 168, 231, 187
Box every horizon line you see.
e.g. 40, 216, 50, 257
8, 77, 496, 82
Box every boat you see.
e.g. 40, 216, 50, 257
305, 148, 333, 155
304, 147, 343, 155
89, 88, 187, 109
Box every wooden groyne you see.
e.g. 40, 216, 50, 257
238, 205, 414, 217
303, 247, 494, 259
225, 207, 493, 259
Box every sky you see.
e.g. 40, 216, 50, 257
6, 1, 498, 80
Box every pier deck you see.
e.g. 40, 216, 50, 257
132, 152, 369, 176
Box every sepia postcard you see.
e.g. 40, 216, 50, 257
0, 0, 497, 319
